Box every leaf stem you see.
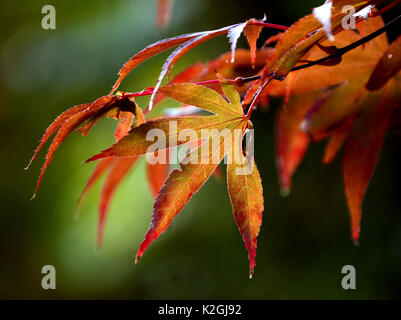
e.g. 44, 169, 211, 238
245, 77, 272, 120
249, 21, 289, 31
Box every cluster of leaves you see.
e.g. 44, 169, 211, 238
28, 0, 401, 277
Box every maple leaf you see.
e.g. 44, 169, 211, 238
26, 93, 143, 198
272, 15, 401, 242
342, 81, 399, 242
87, 76, 264, 277
29, 0, 401, 278
227, 133, 263, 279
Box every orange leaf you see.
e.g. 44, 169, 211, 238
322, 115, 354, 164
130, 79, 259, 277
244, 20, 263, 68
146, 149, 170, 198
366, 35, 401, 91
343, 83, 398, 243
275, 93, 317, 193
114, 110, 135, 141
110, 23, 245, 96
227, 138, 263, 278
31, 96, 114, 198
25, 102, 90, 170
109, 34, 201, 94
136, 139, 226, 263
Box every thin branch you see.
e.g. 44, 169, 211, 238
370, 0, 401, 17
292, 12, 401, 72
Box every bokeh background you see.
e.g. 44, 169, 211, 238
1, 0, 401, 299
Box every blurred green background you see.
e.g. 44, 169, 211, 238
1, 0, 401, 299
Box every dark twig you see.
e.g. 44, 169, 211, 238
292, 12, 401, 72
